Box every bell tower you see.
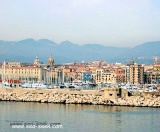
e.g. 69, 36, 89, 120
154, 56, 158, 65
48, 55, 54, 66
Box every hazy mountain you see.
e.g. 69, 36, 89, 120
37, 39, 57, 46
124, 41, 160, 57
0, 39, 159, 64
118, 41, 160, 64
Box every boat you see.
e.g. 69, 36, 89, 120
21, 82, 32, 88
0, 81, 10, 88
73, 80, 83, 86
59, 83, 67, 88
21, 81, 47, 88
88, 83, 97, 87
100, 87, 104, 91
68, 83, 82, 90
68, 85, 75, 88
32, 82, 47, 88
121, 83, 139, 92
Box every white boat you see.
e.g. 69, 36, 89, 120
138, 88, 144, 92
0, 81, 10, 88
21, 82, 32, 88
145, 87, 157, 92
73, 80, 83, 86
32, 83, 47, 88
68, 83, 82, 90
121, 83, 139, 92
21, 82, 47, 88
52, 83, 67, 89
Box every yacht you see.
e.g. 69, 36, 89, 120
21, 82, 47, 88
32, 82, 47, 88
21, 82, 32, 88
0, 81, 10, 88
88, 82, 97, 87
121, 83, 139, 92
59, 83, 67, 89
68, 83, 82, 90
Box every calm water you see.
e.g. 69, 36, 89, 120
0, 101, 159, 132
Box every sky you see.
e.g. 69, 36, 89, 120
0, 0, 160, 47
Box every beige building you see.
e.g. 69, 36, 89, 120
102, 71, 116, 84
0, 56, 56, 84
103, 88, 120, 100
144, 57, 160, 84
0, 62, 45, 83
126, 59, 144, 84
95, 69, 103, 84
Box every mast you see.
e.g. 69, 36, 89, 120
1, 61, 6, 88
9, 62, 10, 87
51, 67, 52, 87
1, 62, 3, 82
2, 61, 6, 82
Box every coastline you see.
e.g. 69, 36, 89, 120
0, 88, 159, 108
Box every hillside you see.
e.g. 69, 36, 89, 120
0, 39, 159, 64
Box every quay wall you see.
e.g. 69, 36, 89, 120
0, 88, 159, 107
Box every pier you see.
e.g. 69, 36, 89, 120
0, 87, 159, 107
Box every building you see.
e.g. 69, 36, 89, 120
82, 71, 92, 83
0, 56, 55, 84
114, 68, 126, 84
144, 57, 160, 84
102, 70, 116, 84
0, 61, 45, 83
95, 68, 103, 84
126, 58, 144, 84
48, 55, 54, 66
103, 88, 120, 100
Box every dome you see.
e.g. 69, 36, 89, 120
34, 56, 40, 65
129, 58, 135, 65
48, 55, 54, 65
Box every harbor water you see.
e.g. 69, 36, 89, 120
0, 101, 159, 132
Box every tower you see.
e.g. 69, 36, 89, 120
48, 55, 54, 66
154, 56, 158, 65
129, 58, 135, 65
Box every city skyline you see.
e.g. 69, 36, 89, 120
1, 0, 160, 47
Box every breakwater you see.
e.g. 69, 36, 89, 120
0, 88, 159, 107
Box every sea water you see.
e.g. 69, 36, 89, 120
0, 101, 159, 132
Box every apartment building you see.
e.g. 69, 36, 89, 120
126, 58, 144, 84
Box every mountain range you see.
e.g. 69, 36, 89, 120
0, 38, 160, 64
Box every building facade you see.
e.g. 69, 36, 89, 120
125, 59, 144, 84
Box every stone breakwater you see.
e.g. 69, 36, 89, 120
0, 88, 159, 107
117, 95, 160, 107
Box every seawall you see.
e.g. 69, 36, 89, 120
0, 88, 159, 107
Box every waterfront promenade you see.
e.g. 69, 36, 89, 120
0, 88, 159, 107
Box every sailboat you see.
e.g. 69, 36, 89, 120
21, 81, 47, 88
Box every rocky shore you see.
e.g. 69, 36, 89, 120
0, 88, 159, 107
117, 95, 160, 107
